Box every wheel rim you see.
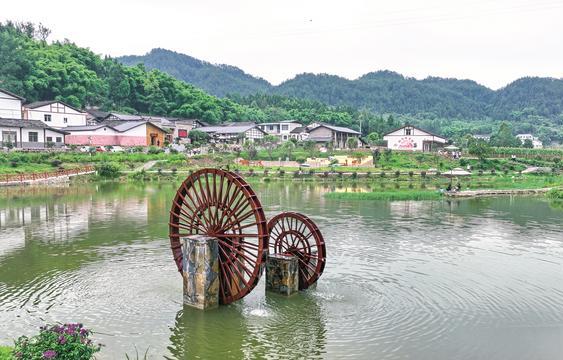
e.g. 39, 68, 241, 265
169, 168, 268, 304
268, 212, 326, 289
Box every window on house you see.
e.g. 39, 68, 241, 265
28, 132, 38, 142
46, 136, 53, 142
44, 114, 52, 122
56, 137, 62, 143
269, 125, 274, 131
283, 135, 288, 140
406, 128, 412, 135
64, 117, 68, 124
281, 124, 289, 131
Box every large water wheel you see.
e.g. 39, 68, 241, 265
267, 212, 326, 289
169, 169, 268, 304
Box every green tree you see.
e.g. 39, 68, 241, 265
347, 137, 359, 149
262, 135, 279, 160
280, 140, 295, 160
468, 139, 490, 162
188, 129, 209, 146
489, 122, 520, 147
366, 132, 381, 145
522, 138, 534, 148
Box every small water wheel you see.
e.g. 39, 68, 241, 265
169, 168, 268, 304
268, 212, 326, 289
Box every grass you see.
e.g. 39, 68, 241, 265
325, 190, 442, 201
546, 188, 563, 200
0, 346, 12, 360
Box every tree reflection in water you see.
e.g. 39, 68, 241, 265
166, 291, 326, 359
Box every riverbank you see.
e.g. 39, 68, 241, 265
444, 188, 552, 198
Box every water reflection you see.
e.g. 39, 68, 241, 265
0, 182, 562, 359
167, 291, 326, 359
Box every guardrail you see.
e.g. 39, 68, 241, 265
0, 166, 95, 184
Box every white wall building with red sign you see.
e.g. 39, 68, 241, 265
383, 125, 447, 152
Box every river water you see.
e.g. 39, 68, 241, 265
0, 182, 562, 359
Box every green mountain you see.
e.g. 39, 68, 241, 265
118, 48, 272, 97
118, 48, 563, 123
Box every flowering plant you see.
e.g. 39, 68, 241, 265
13, 323, 101, 359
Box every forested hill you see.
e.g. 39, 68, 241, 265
118, 48, 271, 97
119, 47, 563, 121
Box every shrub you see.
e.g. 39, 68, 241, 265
147, 146, 162, 155
546, 188, 563, 200
421, 171, 426, 178
380, 171, 386, 177
171, 167, 177, 175
491, 169, 496, 175
308, 169, 315, 176
51, 160, 63, 167
13, 323, 101, 360
351, 172, 357, 179
278, 169, 285, 176
394, 170, 401, 178
408, 171, 414, 177
169, 148, 179, 154
323, 171, 329, 177
295, 156, 307, 164
95, 162, 121, 178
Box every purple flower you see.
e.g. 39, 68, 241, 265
79, 328, 88, 336
43, 350, 57, 359
58, 335, 67, 344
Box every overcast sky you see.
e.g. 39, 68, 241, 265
2, 0, 562, 89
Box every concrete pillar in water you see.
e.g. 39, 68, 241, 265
181, 235, 219, 310
266, 254, 299, 296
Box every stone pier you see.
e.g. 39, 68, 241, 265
181, 235, 220, 310
266, 254, 299, 296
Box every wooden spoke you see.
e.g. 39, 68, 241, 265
267, 212, 326, 290
169, 169, 268, 304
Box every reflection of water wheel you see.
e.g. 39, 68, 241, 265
169, 168, 268, 304
268, 212, 326, 290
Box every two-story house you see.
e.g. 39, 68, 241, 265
257, 121, 303, 141
0, 88, 24, 119
23, 100, 87, 128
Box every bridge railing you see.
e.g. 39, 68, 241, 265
0, 166, 95, 184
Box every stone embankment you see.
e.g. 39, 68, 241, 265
445, 188, 552, 198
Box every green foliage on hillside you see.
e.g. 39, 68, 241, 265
117, 47, 563, 144
0, 22, 265, 124
118, 48, 271, 97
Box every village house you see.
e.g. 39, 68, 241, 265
289, 126, 309, 141
306, 123, 362, 149
198, 123, 266, 144
65, 121, 167, 147
472, 134, 491, 141
0, 88, 25, 119
23, 100, 87, 128
257, 120, 303, 142
516, 133, 543, 149
383, 124, 447, 152
0, 118, 67, 149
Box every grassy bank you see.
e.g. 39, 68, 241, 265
325, 190, 442, 201
0, 346, 12, 360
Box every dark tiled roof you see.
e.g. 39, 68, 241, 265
0, 88, 25, 101
290, 126, 306, 134
311, 123, 361, 135
383, 124, 446, 140
25, 100, 85, 113
0, 118, 68, 134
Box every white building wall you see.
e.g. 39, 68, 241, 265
24, 103, 87, 128
0, 96, 23, 119
383, 127, 446, 151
